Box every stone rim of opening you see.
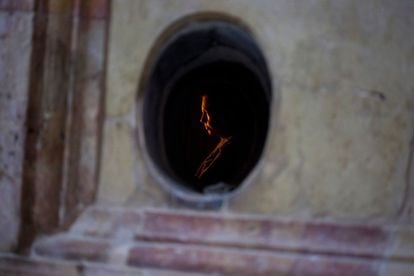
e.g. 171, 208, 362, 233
140, 19, 273, 206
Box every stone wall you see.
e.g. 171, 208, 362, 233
0, 0, 413, 273
0, 0, 108, 252
99, 0, 414, 222
0, 0, 33, 251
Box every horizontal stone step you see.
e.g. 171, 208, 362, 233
69, 206, 414, 261
0, 253, 203, 275
29, 205, 414, 275
33, 235, 381, 275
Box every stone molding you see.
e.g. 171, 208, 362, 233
17, 0, 109, 251
30, 206, 414, 275
0, 0, 108, 19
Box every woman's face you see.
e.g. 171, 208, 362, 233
200, 95, 214, 136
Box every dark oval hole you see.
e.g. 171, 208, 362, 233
144, 20, 272, 198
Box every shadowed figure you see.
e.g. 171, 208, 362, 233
194, 87, 253, 194
195, 95, 233, 179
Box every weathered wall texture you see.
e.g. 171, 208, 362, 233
17, 0, 109, 251
0, 1, 33, 251
99, 0, 414, 221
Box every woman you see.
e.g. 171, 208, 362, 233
194, 85, 252, 194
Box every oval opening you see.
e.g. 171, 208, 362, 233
143, 20, 272, 200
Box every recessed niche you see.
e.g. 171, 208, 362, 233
143, 20, 272, 201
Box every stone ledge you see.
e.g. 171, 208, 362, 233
70, 206, 414, 261
30, 205, 414, 275
33, 235, 381, 275
0, 253, 203, 275
137, 209, 389, 260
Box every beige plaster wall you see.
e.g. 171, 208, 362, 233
98, 0, 414, 221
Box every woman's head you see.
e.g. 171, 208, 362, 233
199, 82, 250, 138
200, 95, 214, 136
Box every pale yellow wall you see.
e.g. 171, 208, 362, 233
98, 0, 414, 220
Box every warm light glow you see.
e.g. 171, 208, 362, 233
200, 95, 213, 136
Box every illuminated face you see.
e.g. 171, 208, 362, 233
200, 95, 214, 136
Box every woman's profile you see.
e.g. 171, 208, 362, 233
194, 85, 253, 194
195, 94, 233, 179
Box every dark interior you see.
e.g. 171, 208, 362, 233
144, 21, 271, 196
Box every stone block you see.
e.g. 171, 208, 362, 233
0, 10, 33, 251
